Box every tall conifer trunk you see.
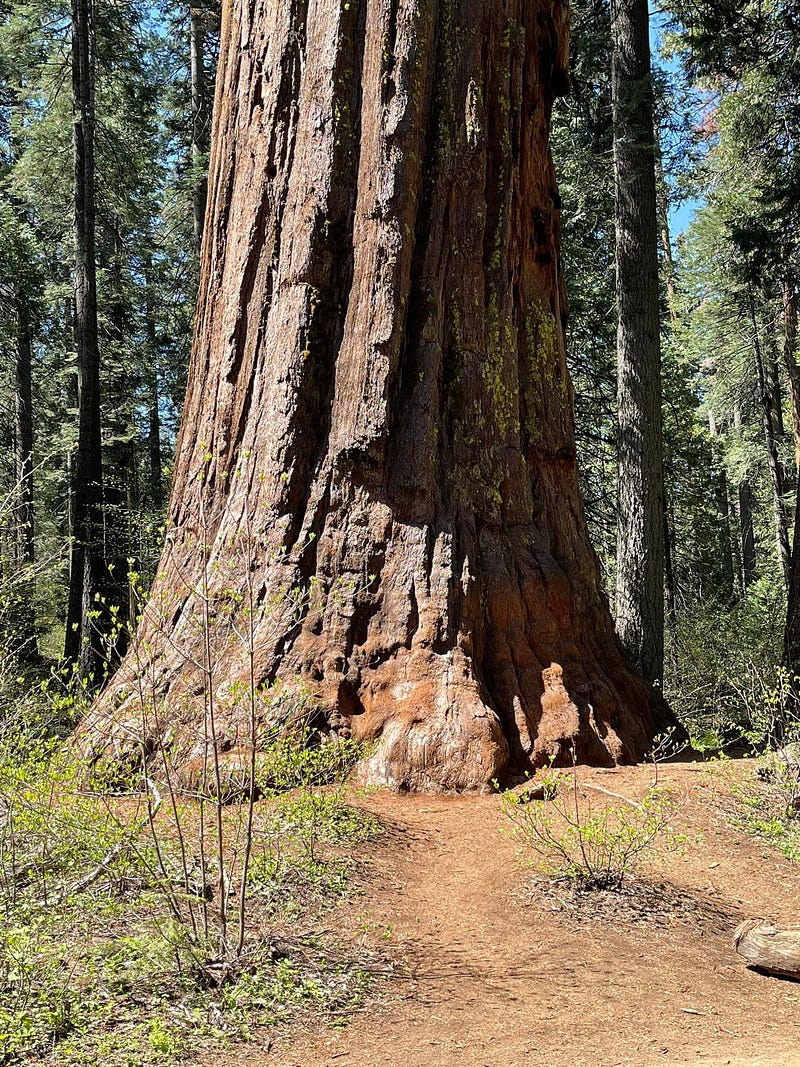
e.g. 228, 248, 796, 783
733, 400, 757, 590
707, 408, 737, 601
782, 279, 800, 470
103, 221, 134, 657
655, 136, 677, 643
749, 292, 790, 587
13, 290, 38, 659
783, 279, 800, 671
14, 296, 34, 571
6, 90, 38, 659
65, 0, 106, 681
611, 0, 665, 686
81, 0, 669, 791
145, 262, 164, 512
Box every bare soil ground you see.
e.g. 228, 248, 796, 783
213, 761, 800, 1067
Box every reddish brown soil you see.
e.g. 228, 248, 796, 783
221, 762, 800, 1066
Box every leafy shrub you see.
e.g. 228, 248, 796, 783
0, 467, 383, 1063
255, 731, 365, 794
729, 746, 800, 861
664, 579, 796, 749
0, 709, 379, 1064
504, 771, 686, 889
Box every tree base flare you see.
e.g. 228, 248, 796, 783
75, 0, 674, 793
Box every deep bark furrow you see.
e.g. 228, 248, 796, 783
274, 0, 370, 551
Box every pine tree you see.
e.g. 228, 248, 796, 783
612, 0, 665, 686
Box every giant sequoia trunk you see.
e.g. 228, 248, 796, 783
80, 0, 667, 791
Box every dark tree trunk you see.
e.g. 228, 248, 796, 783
786, 485, 800, 671
148, 370, 163, 510
657, 149, 677, 647
783, 280, 800, 670
765, 338, 785, 440
707, 408, 737, 601
13, 290, 38, 660
14, 294, 35, 569
663, 503, 677, 636
656, 217, 680, 644
102, 221, 133, 658
81, 0, 669, 792
718, 477, 736, 600
65, 0, 107, 682
782, 280, 800, 471
738, 479, 757, 588
5, 90, 38, 660
145, 268, 164, 512
732, 402, 757, 590
611, 0, 665, 686
749, 292, 791, 587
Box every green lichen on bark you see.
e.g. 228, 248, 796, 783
483, 285, 519, 442
523, 302, 564, 444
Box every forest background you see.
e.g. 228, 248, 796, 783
0, 0, 798, 752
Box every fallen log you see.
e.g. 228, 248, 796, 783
733, 919, 800, 979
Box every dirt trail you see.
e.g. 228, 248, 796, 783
255, 763, 800, 1066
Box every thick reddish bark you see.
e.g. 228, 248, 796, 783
81, 0, 667, 791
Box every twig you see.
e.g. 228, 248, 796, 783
579, 783, 643, 810
52, 779, 163, 904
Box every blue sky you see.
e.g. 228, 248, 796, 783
651, 4, 704, 237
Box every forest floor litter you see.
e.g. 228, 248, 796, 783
205, 760, 800, 1067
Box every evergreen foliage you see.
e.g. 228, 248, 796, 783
0, 0, 218, 661
0, 0, 797, 741
556, 0, 799, 739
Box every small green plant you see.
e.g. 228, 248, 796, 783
504, 767, 686, 889
664, 581, 798, 751
147, 1017, 181, 1056
730, 747, 800, 860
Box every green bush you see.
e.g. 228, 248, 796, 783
664, 579, 796, 749
504, 772, 686, 889
0, 701, 379, 1064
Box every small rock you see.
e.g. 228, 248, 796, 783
508, 779, 549, 803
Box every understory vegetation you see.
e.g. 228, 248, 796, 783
0, 679, 383, 1065
664, 580, 795, 751
503, 761, 688, 890
507, 772, 691, 887
725, 746, 800, 863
